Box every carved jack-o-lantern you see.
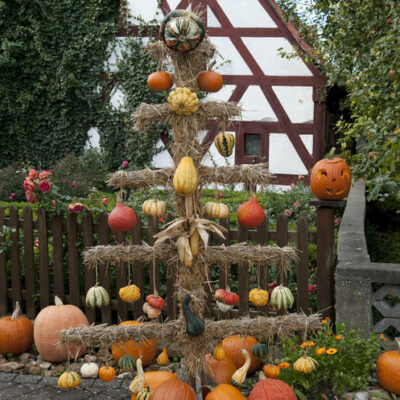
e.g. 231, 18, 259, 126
310, 157, 351, 200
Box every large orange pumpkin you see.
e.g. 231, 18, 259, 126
222, 335, 261, 374
205, 354, 237, 384
131, 371, 177, 399
205, 383, 247, 400
310, 156, 351, 200
151, 379, 196, 400
0, 302, 34, 355
34, 296, 89, 362
376, 340, 400, 395
248, 378, 297, 400
111, 321, 157, 367
237, 197, 265, 228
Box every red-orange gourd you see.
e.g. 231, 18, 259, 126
147, 71, 173, 91
205, 383, 247, 400
0, 302, 34, 355
248, 378, 297, 400
33, 296, 89, 362
222, 335, 261, 375
108, 201, 137, 232
197, 71, 223, 92
151, 379, 196, 400
99, 366, 116, 382
376, 339, 400, 395
310, 156, 351, 200
111, 321, 157, 367
237, 197, 265, 228
205, 354, 237, 384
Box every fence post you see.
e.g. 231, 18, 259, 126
37, 207, 50, 309
23, 206, 35, 318
0, 206, 8, 315
237, 222, 249, 316
310, 199, 346, 321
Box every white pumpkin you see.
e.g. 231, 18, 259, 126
142, 199, 166, 217
80, 362, 99, 378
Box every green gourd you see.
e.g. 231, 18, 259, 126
118, 354, 136, 371
182, 295, 205, 336
251, 343, 268, 357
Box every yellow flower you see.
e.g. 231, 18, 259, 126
322, 317, 330, 323
380, 333, 387, 342
326, 348, 337, 355
315, 347, 326, 356
335, 335, 342, 340
279, 362, 290, 369
300, 341, 316, 348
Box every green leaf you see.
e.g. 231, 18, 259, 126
293, 387, 308, 400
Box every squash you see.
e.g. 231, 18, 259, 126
86, 284, 109, 308
119, 284, 141, 303
189, 229, 200, 257
129, 358, 145, 393
205, 383, 247, 400
173, 156, 198, 197
249, 288, 269, 307
251, 343, 268, 357
151, 378, 196, 400
0, 302, 34, 355
222, 335, 261, 375
142, 199, 166, 217
204, 202, 229, 219
214, 132, 235, 157
376, 338, 400, 395
197, 71, 223, 93
160, 10, 205, 52
108, 200, 137, 232
119, 354, 136, 371
143, 302, 162, 319
147, 72, 173, 91
270, 285, 294, 311
157, 347, 169, 365
58, 371, 81, 389
146, 294, 165, 310
168, 87, 198, 115
231, 349, 251, 386
99, 366, 116, 382
205, 354, 237, 384
136, 387, 153, 400
293, 356, 318, 374
263, 364, 280, 378
142, 371, 178, 390
34, 296, 89, 362
80, 362, 99, 378
182, 294, 205, 336
111, 321, 158, 367
248, 378, 297, 400
213, 343, 226, 361
237, 197, 265, 228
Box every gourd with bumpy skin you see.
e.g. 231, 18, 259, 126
377, 338, 400, 395
248, 378, 297, 400
129, 358, 145, 394
237, 197, 265, 228
173, 156, 198, 197
182, 295, 205, 336
99, 366, 116, 382
58, 371, 81, 389
147, 72, 173, 92
119, 354, 136, 371
214, 132, 235, 157
168, 88, 198, 115
119, 284, 141, 303
249, 288, 269, 307
204, 202, 229, 219
251, 343, 268, 357
157, 347, 169, 365
86, 284, 109, 308
270, 284, 294, 311
231, 349, 251, 386
146, 294, 165, 310
263, 364, 280, 378
80, 362, 99, 378
142, 199, 166, 217
293, 356, 318, 374
197, 71, 223, 93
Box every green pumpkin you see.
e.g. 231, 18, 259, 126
251, 343, 268, 357
182, 295, 205, 336
270, 284, 294, 311
85, 284, 110, 308
118, 355, 136, 371
214, 132, 235, 157
159, 10, 205, 52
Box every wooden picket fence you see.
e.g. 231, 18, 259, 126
0, 203, 336, 323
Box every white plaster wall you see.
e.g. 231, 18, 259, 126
152, 139, 174, 168
207, 7, 221, 27
127, 0, 161, 25
240, 86, 277, 121
85, 127, 101, 149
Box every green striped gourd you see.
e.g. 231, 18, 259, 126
270, 285, 294, 311
86, 284, 109, 308
214, 132, 235, 157
57, 371, 81, 389
251, 343, 268, 357
118, 354, 136, 371
204, 202, 229, 219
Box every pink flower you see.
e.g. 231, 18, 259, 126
308, 285, 316, 293
38, 180, 51, 192
68, 202, 86, 213
159, 217, 164, 223
71, 182, 76, 188
28, 169, 38, 180
39, 170, 50, 179
293, 201, 301, 208
9, 194, 15, 200
334, 218, 341, 224
101, 197, 108, 206
24, 178, 35, 192
284, 209, 292, 217
268, 281, 278, 289
298, 175, 304, 180
51, 200, 56, 206
290, 182, 295, 188
48, 170, 54, 174
122, 160, 129, 168
26, 191, 36, 204
218, 192, 223, 199
264, 210, 268, 216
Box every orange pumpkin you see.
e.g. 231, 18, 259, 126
248, 378, 297, 400
147, 71, 173, 91
310, 156, 351, 200
33, 296, 89, 362
237, 197, 265, 228
0, 302, 34, 355
197, 71, 223, 92
142, 371, 178, 390
151, 379, 196, 400
205, 354, 237, 384
111, 321, 157, 367
99, 366, 116, 382
263, 364, 280, 378
377, 339, 400, 395
222, 335, 261, 375
205, 383, 247, 400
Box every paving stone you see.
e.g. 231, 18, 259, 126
16, 384, 63, 399
41, 376, 59, 386
0, 383, 36, 399
0, 373, 17, 382
79, 379, 95, 389
54, 388, 94, 400
0, 382, 13, 390
120, 380, 131, 390
106, 387, 132, 399
93, 379, 122, 389
14, 375, 42, 384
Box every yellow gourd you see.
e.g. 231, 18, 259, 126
58, 371, 81, 389
129, 358, 145, 394
213, 343, 226, 361
190, 229, 200, 257
157, 347, 169, 365
168, 87, 199, 115
173, 156, 198, 197
119, 284, 141, 303
231, 349, 251, 386
249, 288, 269, 307
293, 356, 318, 374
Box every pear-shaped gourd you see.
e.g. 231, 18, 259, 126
182, 295, 205, 336
157, 347, 169, 365
173, 156, 198, 197
237, 197, 264, 228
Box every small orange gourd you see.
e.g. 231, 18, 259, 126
263, 363, 280, 378
147, 72, 173, 91
99, 366, 116, 382
157, 347, 169, 365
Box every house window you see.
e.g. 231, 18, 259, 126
244, 134, 261, 156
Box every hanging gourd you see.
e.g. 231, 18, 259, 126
99, 366, 116, 382
168, 87, 198, 115
237, 197, 265, 228
146, 293, 165, 310
204, 202, 229, 219
182, 295, 205, 336
197, 71, 223, 92
142, 199, 166, 217
249, 288, 269, 307
119, 284, 141, 303
86, 284, 110, 308
215, 288, 240, 312
270, 285, 294, 311
147, 71, 173, 91
293, 356, 318, 374
129, 358, 145, 394
214, 132, 235, 157
108, 195, 137, 232
160, 10, 205, 52
173, 156, 198, 197
58, 371, 81, 389
157, 347, 169, 365
231, 349, 251, 386
142, 302, 162, 319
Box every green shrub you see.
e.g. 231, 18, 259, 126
0, 163, 30, 202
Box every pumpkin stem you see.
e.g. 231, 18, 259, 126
326, 147, 336, 160
116, 192, 122, 203
54, 295, 64, 306
11, 301, 22, 320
